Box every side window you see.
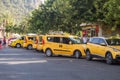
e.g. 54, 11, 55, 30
90, 38, 99, 44
47, 37, 53, 42
89, 38, 93, 43
53, 37, 60, 43
28, 37, 34, 40
33, 37, 37, 41
21, 36, 24, 40
98, 39, 106, 44
47, 37, 60, 43
62, 37, 70, 44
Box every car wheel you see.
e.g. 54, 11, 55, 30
27, 45, 32, 50
45, 49, 52, 57
86, 50, 92, 61
35, 49, 39, 51
106, 53, 113, 65
74, 50, 81, 59
16, 43, 21, 48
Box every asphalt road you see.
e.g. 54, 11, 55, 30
0, 47, 120, 80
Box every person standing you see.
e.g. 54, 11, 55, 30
82, 34, 88, 43
0, 39, 2, 49
3, 36, 6, 46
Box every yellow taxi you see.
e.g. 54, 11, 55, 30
10, 36, 24, 48
42, 34, 86, 58
86, 37, 120, 64
33, 35, 43, 51
23, 34, 37, 50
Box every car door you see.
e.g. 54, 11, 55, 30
97, 38, 107, 57
88, 38, 100, 54
60, 37, 72, 56
52, 37, 61, 54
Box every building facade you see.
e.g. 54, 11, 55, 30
81, 23, 120, 37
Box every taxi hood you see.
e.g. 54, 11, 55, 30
110, 46, 120, 50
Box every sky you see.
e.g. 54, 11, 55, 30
41, 0, 45, 4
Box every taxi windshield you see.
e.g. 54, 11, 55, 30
70, 37, 83, 44
106, 39, 120, 45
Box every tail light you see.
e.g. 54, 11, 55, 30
24, 39, 27, 43
42, 39, 45, 45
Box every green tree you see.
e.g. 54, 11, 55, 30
104, 0, 120, 28
28, 0, 120, 34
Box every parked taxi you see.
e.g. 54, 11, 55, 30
33, 35, 44, 51
86, 37, 120, 64
23, 34, 37, 50
9, 36, 24, 48
42, 34, 86, 58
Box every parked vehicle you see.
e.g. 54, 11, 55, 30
23, 34, 37, 50
42, 34, 86, 58
8, 38, 17, 46
9, 36, 24, 48
86, 37, 120, 64
33, 35, 44, 52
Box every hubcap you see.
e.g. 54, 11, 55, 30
28, 45, 32, 49
86, 51, 90, 58
17, 44, 20, 48
106, 54, 112, 64
46, 50, 51, 56
86, 51, 92, 60
75, 51, 80, 58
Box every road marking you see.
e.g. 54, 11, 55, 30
0, 60, 47, 64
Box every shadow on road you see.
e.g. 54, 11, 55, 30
91, 58, 120, 66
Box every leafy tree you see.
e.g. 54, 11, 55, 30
28, 0, 120, 35
103, 0, 120, 28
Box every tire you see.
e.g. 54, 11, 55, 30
16, 43, 21, 48
35, 49, 39, 52
27, 45, 32, 50
45, 49, 52, 57
86, 50, 92, 61
74, 50, 81, 59
106, 53, 113, 65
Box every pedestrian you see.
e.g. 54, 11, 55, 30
0, 39, 2, 49
82, 34, 88, 43
2, 36, 6, 47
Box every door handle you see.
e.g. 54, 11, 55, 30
59, 45, 62, 47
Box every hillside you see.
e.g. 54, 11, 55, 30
0, 0, 42, 23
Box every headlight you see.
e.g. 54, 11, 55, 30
113, 48, 120, 52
